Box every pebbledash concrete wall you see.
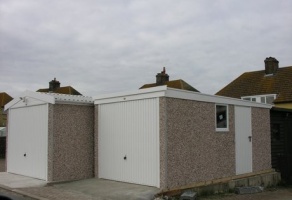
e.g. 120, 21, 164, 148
160, 97, 271, 189
47, 104, 94, 182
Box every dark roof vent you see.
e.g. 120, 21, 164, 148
265, 57, 279, 75
49, 78, 61, 91
156, 67, 169, 85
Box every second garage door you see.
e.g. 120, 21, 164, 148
7, 104, 48, 180
98, 98, 160, 187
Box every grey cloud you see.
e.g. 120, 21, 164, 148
1, 0, 292, 97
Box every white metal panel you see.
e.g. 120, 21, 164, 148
235, 106, 253, 175
5, 90, 55, 111
7, 104, 48, 180
98, 98, 160, 187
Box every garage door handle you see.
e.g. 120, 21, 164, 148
124, 155, 127, 160
24, 153, 26, 157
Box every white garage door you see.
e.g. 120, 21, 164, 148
98, 98, 160, 187
7, 104, 48, 180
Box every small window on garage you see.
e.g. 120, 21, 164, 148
216, 104, 229, 132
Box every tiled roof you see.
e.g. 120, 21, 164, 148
37, 86, 82, 95
0, 92, 13, 108
140, 79, 200, 92
216, 66, 292, 103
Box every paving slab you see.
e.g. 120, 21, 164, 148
0, 172, 47, 188
0, 173, 160, 200
54, 178, 160, 200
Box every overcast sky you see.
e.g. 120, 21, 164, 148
1, 0, 292, 97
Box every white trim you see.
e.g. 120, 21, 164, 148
94, 86, 167, 104
94, 87, 272, 109
48, 93, 93, 105
5, 90, 93, 111
165, 88, 272, 108
5, 90, 55, 111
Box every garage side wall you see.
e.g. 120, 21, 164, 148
165, 97, 235, 189
49, 104, 94, 182
159, 97, 167, 189
252, 107, 272, 172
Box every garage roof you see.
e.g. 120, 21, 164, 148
5, 91, 93, 111
94, 86, 272, 109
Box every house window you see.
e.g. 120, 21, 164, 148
266, 95, 275, 104
216, 104, 229, 131
242, 97, 250, 101
241, 94, 276, 104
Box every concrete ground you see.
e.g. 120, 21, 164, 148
0, 187, 35, 200
19, 179, 160, 200
1, 171, 291, 200
0, 173, 160, 200
0, 173, 47, 188
199, 187, 292, 200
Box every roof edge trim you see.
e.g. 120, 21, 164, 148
4, 90, 55, 111
94, 86, 167, 104
166, 87, 272, 108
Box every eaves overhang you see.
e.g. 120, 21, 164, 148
94, 86, 272, 109
5, 90, 93, 111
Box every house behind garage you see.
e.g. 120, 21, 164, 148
216, 57, 292, 183
4, 91, 94, 182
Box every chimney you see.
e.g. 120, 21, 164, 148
49, 78, 60, 91
264, 57, 279, 75
156, 67, 169, 85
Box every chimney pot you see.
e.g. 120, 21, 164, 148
264, 57, 279, 75
49, 78, 61, 91
156, 67, 169, 85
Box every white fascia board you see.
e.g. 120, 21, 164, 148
49, 93, 93, 105
94, 86, 167, 104
165, 88, 272, 109
4, 90, 55, 111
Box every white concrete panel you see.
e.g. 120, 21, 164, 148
235, 106, 253, 175
7, 104, 48, 180
98, 98, 160, 187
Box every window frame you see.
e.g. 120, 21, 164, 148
215, 104, 229, 132
241, 94, 277, 104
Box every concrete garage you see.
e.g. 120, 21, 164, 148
5, 91, 94, 182
94, 86, 273, 189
